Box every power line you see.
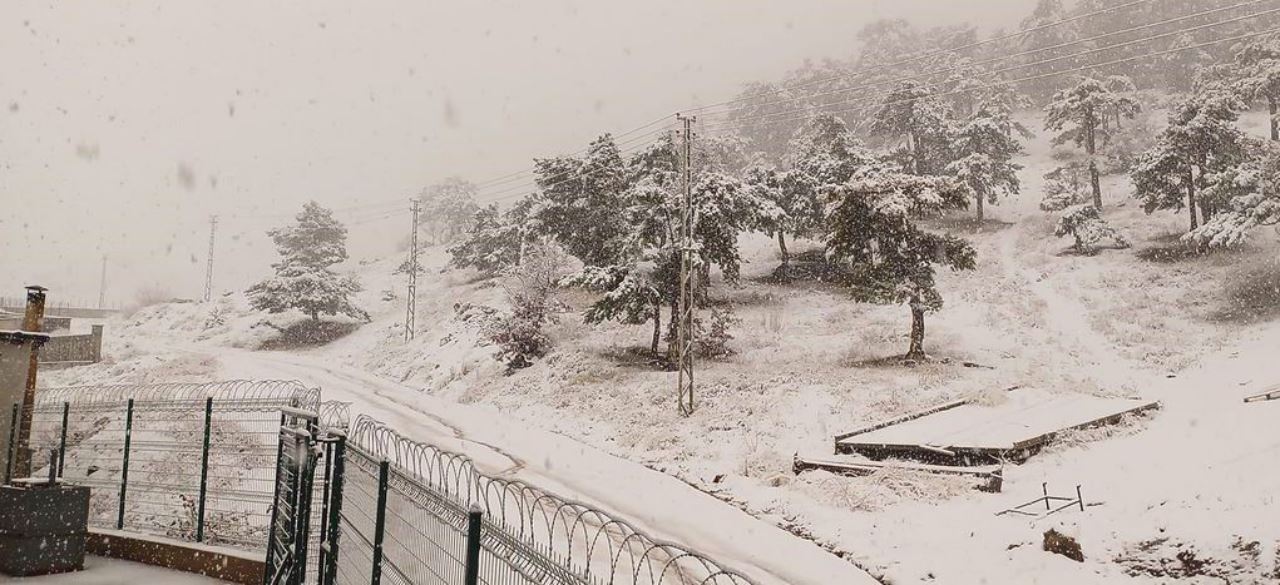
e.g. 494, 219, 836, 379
700, 24, 1280, 133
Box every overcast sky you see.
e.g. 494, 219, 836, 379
0, 0, 1030, 305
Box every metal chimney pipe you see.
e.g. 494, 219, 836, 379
22, 286, 47, 332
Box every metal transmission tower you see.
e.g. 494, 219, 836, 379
405, 199, 420, 341
98, 254, 107, 308
675, 114, 696, 416
203, 216, 218, 302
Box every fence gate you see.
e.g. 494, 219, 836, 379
265, 408, 320, 585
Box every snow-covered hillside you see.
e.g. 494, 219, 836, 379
42, 111, 1280, 584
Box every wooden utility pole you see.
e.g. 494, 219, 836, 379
203, 216, 218, 302
675, 114, 696, 416
405, 200, 420, 341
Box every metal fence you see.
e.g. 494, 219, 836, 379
5, 380, 334, 554
332, 415, 757, 585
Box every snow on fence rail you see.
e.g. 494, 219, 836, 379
342, 414, 759, 585
6, 380, 324, 554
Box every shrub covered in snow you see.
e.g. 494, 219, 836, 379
1054, 204, 1129, 254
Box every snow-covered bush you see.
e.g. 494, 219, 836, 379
1055, 205, 1129, 254
488, 244, 569, 372
694, 306, 740, 359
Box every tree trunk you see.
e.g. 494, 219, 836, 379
1086, 120, 1102, 210
906, 298, 926, 360
777, 231, 789, 282
1270, 97, 1278, 142
651, 302, 662, 357
1187, 169, 1199, 232
909, 131, 923, 175
976, 192, 985, 223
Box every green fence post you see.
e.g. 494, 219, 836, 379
57, 402, 69, 477
370, 460, 389, 585
464, 505, 482, 585
117, 398, 134, 530
264, 413, 286, 585
196, 397, 213, 542
5, 403, 16, 484
319, 436, 346, 585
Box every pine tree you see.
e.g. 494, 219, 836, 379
825, 165, 976, 360
947, 92, 1030, 222
869, 81, 955, 176
1186, 141, 1280, 247
747, 115, 874, 280
1229, 35, 1280, 142
447, 199, 532, 275
247, 201, 369, 323
530, 134, 630, 267
561, 134, 758, 358
1045, 76, 1142, 210
418, 177, 480, 244
1132, 88, 1250, 232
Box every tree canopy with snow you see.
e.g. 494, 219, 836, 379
1044, 76, 1141, 209
1131, 87, 1251, 232
1186, 141, 1280, 247
419, 177, 481, 244
530, 134, 630, 268
247, 201, 369, 323
825, 165, 975, 360
447, 199, 533, 275
947, 90, 1031, 221
869, 81, 955, 176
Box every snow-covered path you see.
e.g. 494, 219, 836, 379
212, 347, 881, 585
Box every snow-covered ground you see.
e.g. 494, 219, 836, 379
38, 110, 1280, 583
10, 556, 230, 584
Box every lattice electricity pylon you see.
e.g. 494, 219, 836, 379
203, 216, 217, 302
675, 114, 696, 417
405, 200, 420, 342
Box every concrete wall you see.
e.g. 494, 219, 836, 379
39, 326, 103, 364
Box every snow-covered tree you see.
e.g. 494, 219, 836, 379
746, 115, 875, 280
447, 199, 533, 275
947, 95, 1030, 222
1230, 35, 1280, 142
247, 201, 369, 323
530, 134, 630, 267
1040, 162, 1092, 211
825, 166, 976, 360
418, 177, 480, 244
1132, 88, 1250, 231
1045, 76, 1142, 209
869, 81, 955, 176
561, 134, 758, 358
1186, 142, 1280, 247
1054, 204, 1129, 254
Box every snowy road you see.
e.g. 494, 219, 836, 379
213, 347, 881, 585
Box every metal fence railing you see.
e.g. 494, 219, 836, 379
335, 415, 757, 585
5, 380, 330, 555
